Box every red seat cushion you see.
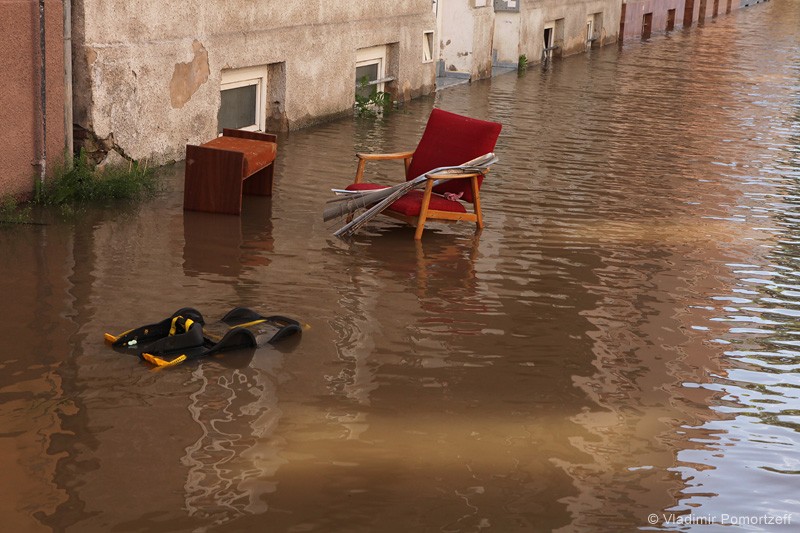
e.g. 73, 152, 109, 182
201, 136, 277, 177
345, 182, 466, 217
406, 109, 502, 203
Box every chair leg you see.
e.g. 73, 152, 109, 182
354, 159, 367, 183
414, 181, 435, 240
471, 176, 484, 229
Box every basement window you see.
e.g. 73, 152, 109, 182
218, 66, 268, 133
356, 45, 392, 99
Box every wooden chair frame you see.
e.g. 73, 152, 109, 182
352, 151, 487, 240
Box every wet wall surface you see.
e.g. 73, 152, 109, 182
1, 3, 799, 531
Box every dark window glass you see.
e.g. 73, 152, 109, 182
218, 84, 257, 132
355, 63, 379, 99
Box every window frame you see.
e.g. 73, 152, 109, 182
356, 45, 388, 96
422, 31, 434, 63
219, 66, 268, 133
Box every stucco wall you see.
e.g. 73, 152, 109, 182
621, 0, 686, 40
0, 0, 65, 198
439, 1, 495, 79
501, 0, 621, 67
622, 0, 743, 40
73, 1, 436, 164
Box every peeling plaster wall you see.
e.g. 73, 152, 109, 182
72, 1, 436, 164
439, 2, 495, 79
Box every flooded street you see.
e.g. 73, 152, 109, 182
2, 2, 800, 531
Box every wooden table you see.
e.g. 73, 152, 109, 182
184, 129, 277, 215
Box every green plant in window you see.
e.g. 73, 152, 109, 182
355, 76, 393, 117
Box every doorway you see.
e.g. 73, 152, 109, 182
641, 13, 653, 40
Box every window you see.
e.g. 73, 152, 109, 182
218, 66, 268, 133
423, 31, 434, 63
543, 26, 554, 61
356, 45, 388, 99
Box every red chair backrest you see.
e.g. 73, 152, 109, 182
406, 109, 502, 203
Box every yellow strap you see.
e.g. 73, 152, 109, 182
105, 327, 135, 344
229, 319, 267, 330
143, 353, 187, 368
169, 316, 196, 336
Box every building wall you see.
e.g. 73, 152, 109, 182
621, 0, 745, 40
620, 0, 686, 40
0, 0, 66, 199
517, 0, 622, 62
72, 1, 437, 165
456, 0, 620, 78
438, 1, 495, 79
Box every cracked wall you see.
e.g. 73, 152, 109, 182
71, 1, 436, 164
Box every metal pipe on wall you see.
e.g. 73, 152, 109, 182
64, 0, 73, 166
38, 0, 47, 184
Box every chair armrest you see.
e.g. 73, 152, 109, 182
353, 150, 415, 183
425, 170, 487, 181
356, 150, 415, 161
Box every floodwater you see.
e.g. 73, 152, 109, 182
2, 3, 799, 532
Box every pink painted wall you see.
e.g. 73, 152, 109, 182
621, 0, 742, 40
0, 0, 65, 199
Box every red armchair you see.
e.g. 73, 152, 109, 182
346, 109, 502, 239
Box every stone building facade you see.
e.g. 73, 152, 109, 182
71, 1, 438, 165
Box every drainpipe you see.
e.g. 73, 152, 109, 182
38, 0, 47, 185
64, 0, 73, 167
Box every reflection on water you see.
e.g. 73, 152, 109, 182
183, 355, 286, 529
1, 2, 799, 531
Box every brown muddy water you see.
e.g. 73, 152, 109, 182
2, 3, 800, 532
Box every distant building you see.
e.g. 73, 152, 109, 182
619, 0, 753, 41
71, 1, 437, 165
434, 0, 622, 82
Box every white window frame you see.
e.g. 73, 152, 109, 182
543, 23, 555, 61
422, 31, 434, 63
219, 65, 268, 132
356, 45, 389, 94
